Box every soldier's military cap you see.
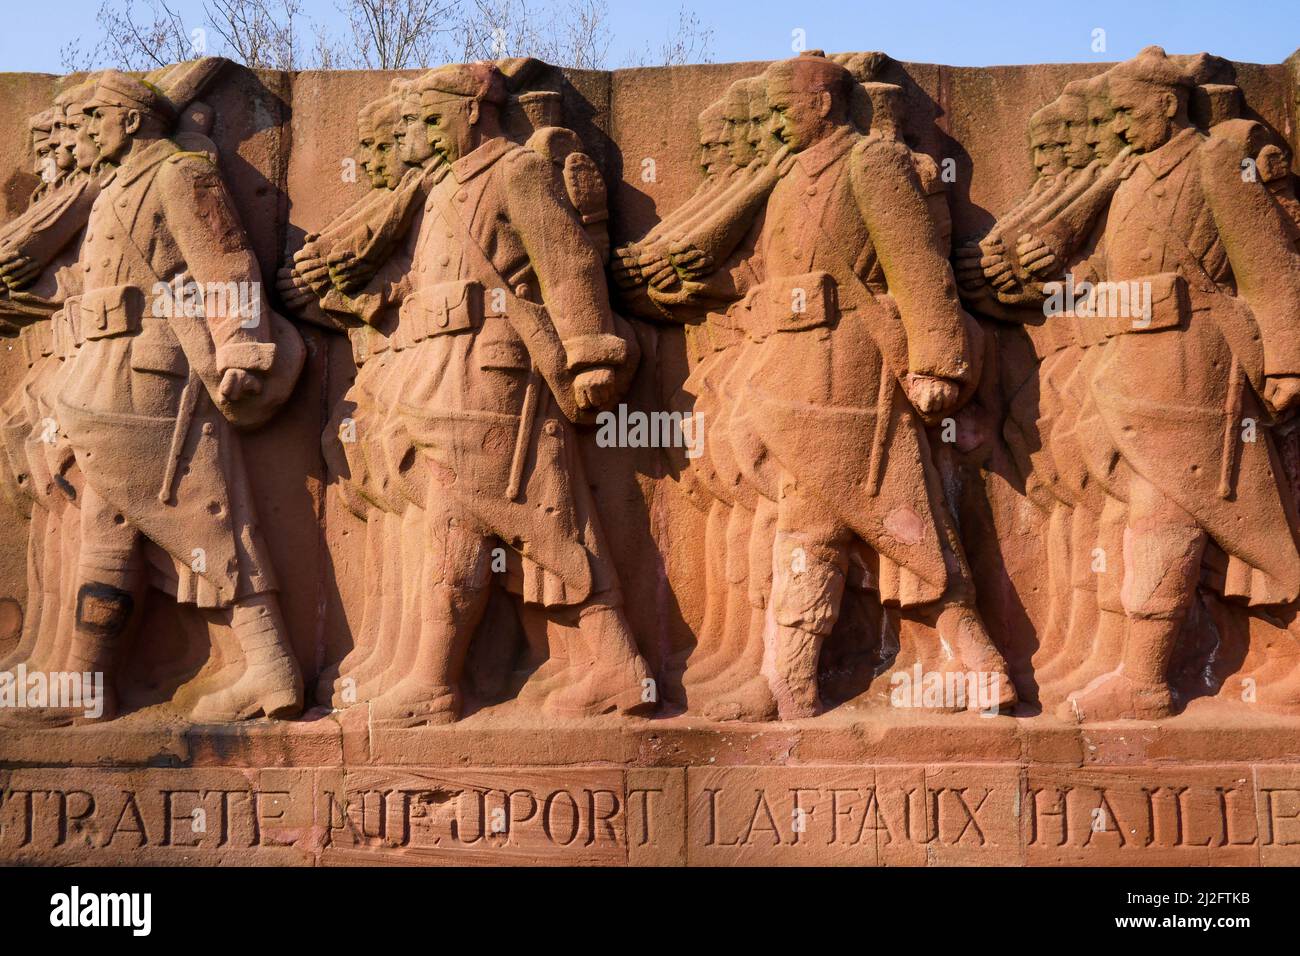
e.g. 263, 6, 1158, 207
1107, 46, 1192, 91
766, 53, 854, 101
54, 78, 97, 110
697, 99, 727, 139
411, 62, 507, 106
84, 70, 178, 123
723, 79, 750, 117
28, 108, 57, 141
358, 94, 401, 131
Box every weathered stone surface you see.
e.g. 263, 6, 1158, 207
2, 46, 1300, 864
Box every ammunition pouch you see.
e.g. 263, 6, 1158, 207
394, 279, 484, 349
80, 283, 148, 341
741, 271, 836, 342
1043, 271, 1188, 352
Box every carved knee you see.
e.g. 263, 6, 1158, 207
770, 533, 846, 634
1120, 524, 1204, 620
75, 582, 133, 637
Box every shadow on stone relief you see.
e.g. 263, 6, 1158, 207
1, 45, 1300, 733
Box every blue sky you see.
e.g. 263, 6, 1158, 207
0, 0, 1296, 72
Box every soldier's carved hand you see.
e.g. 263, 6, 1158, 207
0, 250, 39, 291
219, 368, 264, 404
1016, 232, 1057, 278
953, 241, 987, 292
642, 252, 678, 291
611, 247, 646, 290
977, 237, 1018, 293
1264, 374, 1300, 418
328, 250, 374, 294
275, 266, 316, 311
573, 367, 617, 411
906, 373, 960, 419
668, 240, 713, 279
296, 256, 333, 296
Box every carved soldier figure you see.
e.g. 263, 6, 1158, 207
335, 63, 653, 724
278, 88, 435, 708
955, 78, 1135, 702
20, 69, 307, 725
1058, 48, 1300, 719
725, 53, 1017, 718
0, 80, 107, 685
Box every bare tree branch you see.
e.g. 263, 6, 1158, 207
205, 0, 305, 70
340, 0, 462, 70
97, 0, 196, 70
623, 4, 715, 67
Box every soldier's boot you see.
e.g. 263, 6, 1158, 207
757, 532, 848, 720
0, 581, 128, 728
1239, 621, 1300, 715
1032, 503, 1074, 679
371, 582, 488, 726
190, 596, 303, 722
515, 605, 575, 703
1065, 500, 1202, 722
1063, 615, 1177, 722
7, 510, 68, 675
683, 503, 754, 690
374, 506, 430, 695
935, 603, 1018, 712
344, 511, 408, 704
543, 604, 656, 719
1056, 607, 1126, 693
702, 604, 778, 722
315, 508, 386, 706
670, 499, 730, 682
767, 621, 827, 720
0, 509, 49, 672
1037, 587, 1100, 686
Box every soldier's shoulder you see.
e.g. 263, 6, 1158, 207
850, 133, 916, 177
156, 148, 222, 189
499, 141, 553, 181
1198, 120, 1267, 161
851, 132, 911, 163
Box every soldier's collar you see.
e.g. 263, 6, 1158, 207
1137, 127, 1201, 181
115, 137, 179, 188
451, 136, 514, 183
794, 125, 857, 177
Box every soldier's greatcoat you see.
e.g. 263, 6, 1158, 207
57, 138, 299, 608
1078, 125, 1300, 605
360, 136, 632, 607
730, 126, 978, 606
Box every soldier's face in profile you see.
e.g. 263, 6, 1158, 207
370, 126, 402, 189
1029, 124, 1066, 176
1060, 99, 1093, 168
747, 93, 775, 160
698, 132, 727, 175
33, 141, 53, 180
724, 112, 754, 166
424, 95, 478, 164
54, 108, 82, 172
73, 114, 99, 171
1086, 96, 1125, 164
768, 86, 828, 152
396, 99, 434, 166
86, 104, 136, 163
358, 130, 378, 180
1108, 79, 1175, 153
